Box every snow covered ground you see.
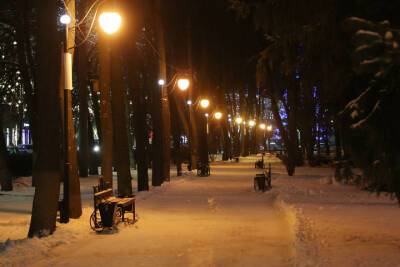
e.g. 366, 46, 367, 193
1, 156, 400, 266
271, 161, 400, 267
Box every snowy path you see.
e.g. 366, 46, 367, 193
2, 156, 400, 266
33, 160, 294, 267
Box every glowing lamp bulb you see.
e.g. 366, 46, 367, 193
200, 99, 210, 109
60, 14, 71, 25
187, 100, 193, 105
158, 79, 165, 86
177, 78, 190, 91
235, 117, 243, 124
267, 125, 273, 132
248, 120, 256, 127
259, 123, 266, 130
99, 12, 122, 34
214, 112, 222, 120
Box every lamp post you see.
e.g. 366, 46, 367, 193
266, 125, 273, 152
60, 14, 73, 223
259, 123, 267, 153
177, 77, 192, 170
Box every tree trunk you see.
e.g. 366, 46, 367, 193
98, 33, 113, 186
334, 118, 342, 161
154, 0, 171, 182
270, 96, 296, 176
28, 0, 62, 237
111, 42, 132, 197
76, 0, 91, 178
0, 121, 12, 191
131, 80, 149, 191
125, 0, 149, 191
150, 74, 164, 187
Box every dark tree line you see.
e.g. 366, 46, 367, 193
230, 0, 400, 202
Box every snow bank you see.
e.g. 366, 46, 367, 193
0, 207, 92, 267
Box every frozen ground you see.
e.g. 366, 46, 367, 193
1, 155, 400, 267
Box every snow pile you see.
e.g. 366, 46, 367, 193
0, 207, 93, 267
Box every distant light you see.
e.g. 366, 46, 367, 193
158, 79, 165, 86
228, 118, 232, 122
13, 41, 17, 46
60, 14, 72, 25
205, 113, 209, 118
214, 112, 222, 120
248, 120, 256, 127
235, 117, 243, 124
187, 100, 193, 105
93, 145, 100, 153
99, 12, 122, 34
177, 78, 190, 91
200, 99, 210, 109
267, 125, 273, 132
259, 123, 266, 130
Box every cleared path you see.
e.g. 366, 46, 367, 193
37, 158, 294, 267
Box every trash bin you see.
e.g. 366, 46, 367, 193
99, 202, 116, 228
254, 175, 266, 192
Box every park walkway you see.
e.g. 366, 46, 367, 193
37, 157, 294, 267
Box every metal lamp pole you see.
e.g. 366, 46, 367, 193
60, 15, 73, 223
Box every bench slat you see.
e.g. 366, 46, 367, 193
94, 188, 113, 198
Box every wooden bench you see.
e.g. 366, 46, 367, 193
254, 163, 272, 192
90, 185, 135, 231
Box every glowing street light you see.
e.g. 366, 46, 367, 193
60, 14, 72, 25
235, 117, 243, 124
248, 120, 256, 128
187, 100, 193, 105
259, 123, 266, 130
158, 79, 165, 86
214, 112, 223, 120
200, 98, 210, 109
99, 12, 122, 34
177, 78, 190, 91
267, 125, 273, 132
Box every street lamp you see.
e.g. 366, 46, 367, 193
235, 117, 243, 125
99, 12, 122, 34
214, 112, 222, 120
200, 98, 210, 109
248, 120, 256, 128
60, 14, 72, 25
267, 125, 273, 132
259, 123, 266, 130
158, 79, 165, 86
59, 13, 74, 224
177, 78, 190, 91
